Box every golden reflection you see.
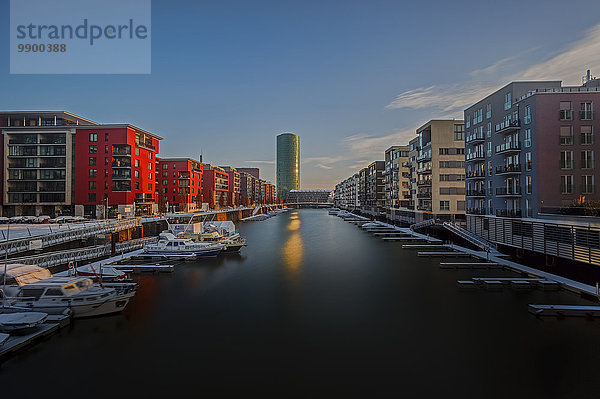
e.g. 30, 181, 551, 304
282, 232, 303, 276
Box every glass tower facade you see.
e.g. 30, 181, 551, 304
276, 133, 300, 200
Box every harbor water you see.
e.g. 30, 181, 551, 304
2, 209, 600, 397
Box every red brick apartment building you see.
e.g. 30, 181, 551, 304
202, 164, 230, 209
157, 158, 203, 212
221, 166, 241, 207
0, 111, 161, 217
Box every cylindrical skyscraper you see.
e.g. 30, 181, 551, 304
276, 133, 300, 201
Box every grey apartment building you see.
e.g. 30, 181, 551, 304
465, 77, 600, 265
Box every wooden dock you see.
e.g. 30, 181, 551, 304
110, 264, 175, 273
440, 262, 501, 269
418, 251, 471, 258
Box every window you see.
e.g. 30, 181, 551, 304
560, 151, 573, 169
581, 126, 594, 145
524, 105, 531, 124
135, 182, 140, 190
559, 126, 573, 145
104, 157, 109, 166
88, 193, 96, 202
486, 103, 492, 119
526, 176, 532, 194
560, 101, 573, 120
105, 133, 109, 141
148, 153, 153, 159
581, 150, 594, 169
135, 148, 140, 156
104, 181, 108, 189
582, 175, 595, 194
486, 122, 492, 138
148, 172, 153, 180
135, 159, 140, 167
440, 201, 450, 211
162, 180, 168, 185
163, 163, 168, 170
88, 169, 97, 177
89, 133, 97, 142
148, 162, 153, 170
148, 183, 153, 191
104, 169, 108, 177
173, 180, 176, 185
134, 170, 140, 178
466, 115, 470, 128
89, 145, 97, 154
487, 142, 492, 157
105, 145, 109, 154
526, 152, 532, 171
88, 181, 96, 190
504, 92, 511, 110
560, 175, 573, 194
88, 157, 96, 166
453, 124, 464, 141
580, 102, 593, 120
524, 129, 531, 147
173, 164, 176, 169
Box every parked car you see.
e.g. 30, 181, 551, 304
9, 216, 24, 224
0, 217, 9, 224
51, 216, 75, 224
21, 216, 38, 224
34, 215, 51, 224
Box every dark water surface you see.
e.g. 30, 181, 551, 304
2, 209, 600, 397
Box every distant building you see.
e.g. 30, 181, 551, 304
276, 133, 300, 200
384, 145, 410, 221
286, 189, 332, 203
157, 158, 203, 213
202, 164, 229, 209
221, 166, 241, 207
236, 167, 260, 179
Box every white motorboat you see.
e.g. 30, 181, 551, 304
73, 264, 127, 281
143, 232, 223, 258
7, 277, 136, 318
0, 312, 48, 333
181, 221, 247, 253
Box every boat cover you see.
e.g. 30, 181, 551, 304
0, 264, 52, 286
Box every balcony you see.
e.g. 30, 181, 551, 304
417, 180, 432, 186
496, 209, 522, 218
112, 171, 131, 180
402, 161, 411, 168
495, 164, 521, 175
417, 167, 432, 174
466, 132, 485, 143
466, 170, 486, 179
417, 192, 431, 199
417, 205, 432, 212
495, 141, 520, 154
467, 207, 487, 215
112, 159, 131, 168
466, 152, 485, 161
113, 145, 132, 156
135, 140, 156, 152
113, 181, 132, 192
403, 194, 412, 199
466, 189, 485, 197
495, 119, 520, 134
401, 172, 411, 178
496, 186, 522, 196
416, 152, 431, 162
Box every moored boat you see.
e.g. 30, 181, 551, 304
143, 232, 223, 258
0, 312, 48, 333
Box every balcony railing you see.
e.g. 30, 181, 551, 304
495, 141, 520, 154
495, 119, 520, 133
417, 180, 432, 186
495, 164, 521, 174
112, 160, 131, 168
466, 170, 486, 179
581, 159, 595, 169
466, 152, 485, 161
496, 186, 522, 196
559, 160, 574, 169
467, 207, 487, 215
466, 132, 485, 143
417, 192, 431, 199
466, 189, 485, 197
496, 209, 522, 218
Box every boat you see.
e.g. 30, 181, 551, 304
143, 232, 223, 258
7, 277, 136, 318
72, 264, 127, 281
0, 312, 48, 333
181, 221, 247, 253
0, 333, 8, 346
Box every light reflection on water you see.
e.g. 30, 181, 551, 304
282, 211, 303, 278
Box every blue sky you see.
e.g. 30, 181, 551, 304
1, 0, 600, 188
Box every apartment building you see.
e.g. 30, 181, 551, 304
157, 158, 203, 213
414, 120, 465, 221
464, 77, 600, 265
202, 164, 229, 209
240, 172, 257, 206
221, 166, 241, 206
0, 111, 162, 218
384, 145, 410, 221
364, 161, 385, 217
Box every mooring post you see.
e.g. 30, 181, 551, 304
596, 282, 599, 297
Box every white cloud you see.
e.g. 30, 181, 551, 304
244, 160, 275, 165
385, 24, 600, 114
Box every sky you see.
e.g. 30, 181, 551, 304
1, 0, 600, 189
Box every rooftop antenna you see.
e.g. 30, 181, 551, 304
200, 149, 203, 163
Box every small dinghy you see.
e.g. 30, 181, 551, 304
0, 312, 48, 333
